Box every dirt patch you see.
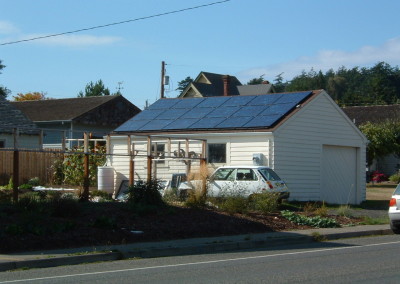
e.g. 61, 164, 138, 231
0, 202, 365, 254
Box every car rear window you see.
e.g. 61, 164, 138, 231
258, 168, 281, 181
393, 184, 400, 195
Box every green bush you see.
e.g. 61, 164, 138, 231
52, 145, 106, 186
90, 190, 113, 202
184, 189, 207, 209
281, 210, 339, 228
127, 180, 164, 207
91, 215, 117, 229
248, 192, 279, 215
389, 173, 400, 183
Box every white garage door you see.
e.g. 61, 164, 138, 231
321, 145, 357, 204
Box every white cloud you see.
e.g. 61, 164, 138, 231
26, 34, 121, 47
238, 37, 400, 82
0, 21, 19, 34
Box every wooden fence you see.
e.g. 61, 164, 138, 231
0, 149, 63, 185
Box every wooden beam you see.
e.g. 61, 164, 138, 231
82, 132, 90, 201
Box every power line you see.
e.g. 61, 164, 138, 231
0, 0, 230, 46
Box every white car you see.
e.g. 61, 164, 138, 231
207, 166, 289, 199
388, 184, 400, 234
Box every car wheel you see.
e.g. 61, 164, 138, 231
390, 222, 400, 234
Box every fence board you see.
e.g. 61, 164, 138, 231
0, 149, 63, 185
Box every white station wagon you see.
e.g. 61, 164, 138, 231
206, 166, 290, 199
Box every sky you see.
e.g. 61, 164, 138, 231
1, 0, 400, 109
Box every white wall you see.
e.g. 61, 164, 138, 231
274, 91, 367, 203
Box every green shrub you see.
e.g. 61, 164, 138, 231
389, 173, 400, 183
248, 192, 279, 215
336, 205, 353, 217
184, 189, 207, 209
28, 177, 40, 186
281, 210, 339, 228
127, 180, 164, 207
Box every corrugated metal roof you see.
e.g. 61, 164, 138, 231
115, 91, 312, 133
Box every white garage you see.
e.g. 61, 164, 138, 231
109, 90, 368, 204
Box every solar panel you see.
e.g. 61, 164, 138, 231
172, 98, 204, 109
216, 116, 253, 128
163, 118, 198, 130
157, 108, 189, 119
196, 96, 228, 108
259, 103, 295, 116
114, 91, 314, 132
188, 117, 226, 129
248, 94, 281, 105
208, 106, 240, 118
181, 107, 213, 119
139, 119, 174, 131
133, 109, 165, 119
114, 119, 151, 132
231, 105, 266, 117
244, 115, 281, 128
222, 95, 254, 106
276, 91, 311, 104
147, 98, 179, 110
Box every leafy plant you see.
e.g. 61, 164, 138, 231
389, 173, 400, 183
91, 216, 117, 229
281, 210, 339, 228
371, 171, 388, 183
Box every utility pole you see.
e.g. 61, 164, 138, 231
160, 61, 165, 99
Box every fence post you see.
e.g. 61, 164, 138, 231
81, 132, 90, 201
128, 135, 134, 187
12, 128, 19, 203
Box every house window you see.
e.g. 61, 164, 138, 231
208, 143, 226, 163
152, 143, 165, 164
0, 140, 5, 148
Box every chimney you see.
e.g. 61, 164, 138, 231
222, 75, 230, 96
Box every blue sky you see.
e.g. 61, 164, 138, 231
1, 0, 400, 109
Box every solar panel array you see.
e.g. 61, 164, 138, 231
115, 91, 312, 132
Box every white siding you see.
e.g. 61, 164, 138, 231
274, 92, 366, 203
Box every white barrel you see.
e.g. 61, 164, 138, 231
97, 166, 114, 194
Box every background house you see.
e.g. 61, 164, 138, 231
0, 96, 39, 149
11, 95, 141, 148
342, 104, 400, 175
110, 90, 367, 204
179, 72, 274, 98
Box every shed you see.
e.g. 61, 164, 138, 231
110, 90, 367, 204
0, 96, 39, 149
11, 95, 140, 148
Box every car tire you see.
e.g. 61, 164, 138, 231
390, 222, 400, 234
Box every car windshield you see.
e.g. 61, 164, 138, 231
212, 168, 236, 181
393, 184, 400, 195
258, 168, 281, 181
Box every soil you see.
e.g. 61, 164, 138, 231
0, 201, 367, 254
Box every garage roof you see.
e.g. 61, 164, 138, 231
115, 91, 313, 133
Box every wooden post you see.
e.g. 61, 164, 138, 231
147, 136, 152, 182
12, 128, 19, 203
62, 130, 66, 152
39, 130, 44, 151
128, 135, 134, 186
82, 132, 90, 201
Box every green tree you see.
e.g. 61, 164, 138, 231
0, 60, 10, 99
273, 73, 286, 92
78, 80, 111, 97
247, 75, 265, 85
359, 121, 400, 166
176, 76, 193, 93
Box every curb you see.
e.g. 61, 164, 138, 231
0, 227, 393, 272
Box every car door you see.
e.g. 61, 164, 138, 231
208, 168, 236, 197
234, 168, 262, 196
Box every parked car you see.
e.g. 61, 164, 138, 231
388, 183, 400, 234
178, 166, 289, 199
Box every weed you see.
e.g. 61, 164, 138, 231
311, 232, 327, 242
360, 216, 389, 225
336, 205, 353, 217
127, 180, 164, 207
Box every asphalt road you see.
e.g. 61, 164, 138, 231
1, 235, 399, 284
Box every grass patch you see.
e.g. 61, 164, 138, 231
360, 216, 389, 225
